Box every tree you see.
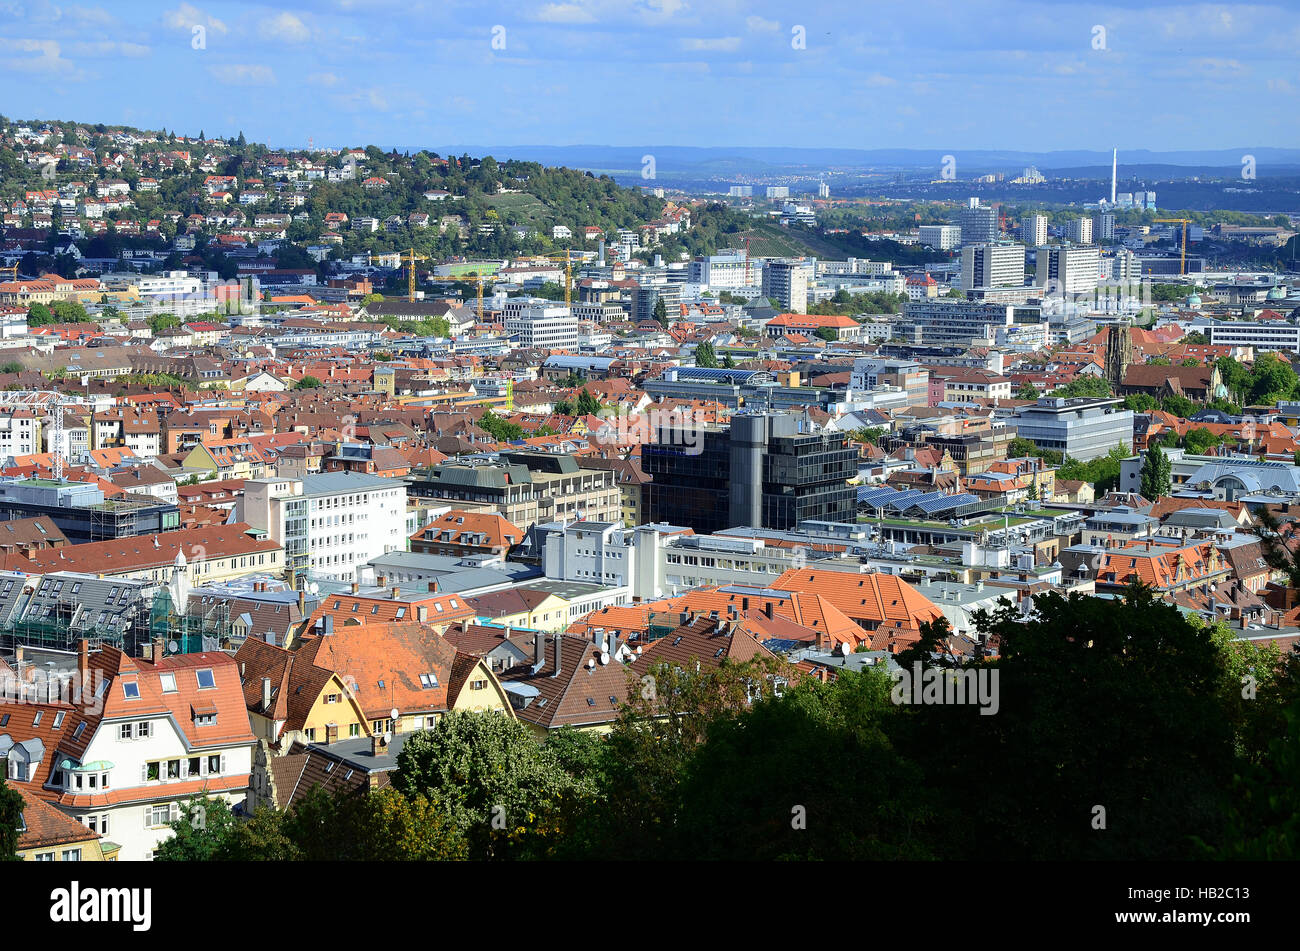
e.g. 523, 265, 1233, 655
849, 427, 885, 445
0, 775, 22, 860
392, 712, 593, 859
653, 297, 668, 323
1160, 393, 1198, 419
148, 313, 181, 334
0, 362, 22, 375
1007, 436, 1040, 458
154, 796, 240, 861
1182, 426, 1224, 455
1016, 382, 1040, 401
815, 326, 838, 341
1052, 375, 1111, 399
575, 388, 602, 416
1139, 444, 1172, 500
294, 376, 323, 389
694, 341, 718, 368
1123, 392, 1159, 412
26, 303, 53, 327
478, 409, 525, 441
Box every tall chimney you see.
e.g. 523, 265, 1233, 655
763, 601, 774, 620
533, 631, 545, 667
551, 633, 562, 678
261, 677, 272, 710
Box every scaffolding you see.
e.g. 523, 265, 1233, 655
0, 587, 233, 658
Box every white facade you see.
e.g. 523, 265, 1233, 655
918, 225, 962, 250
239, 473, 408, 582
1065, 217, 1094, 245
961, 243, 1026, 290
0, 412, 41, 460
504, 302, 579, 350
1020, 214, 1048, 247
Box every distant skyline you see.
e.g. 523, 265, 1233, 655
2, 1, 1298, 153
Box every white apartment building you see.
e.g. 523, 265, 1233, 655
918, 225, 962, 251
1065, 217, 1094, 245
239, 473, 408, 582
1021, 214, 1048, 247
0, 411, 41, 460
0, 643, 256, 861
504, 302, 579, 350
762, 259, 814, 314
688, 251, 762, 289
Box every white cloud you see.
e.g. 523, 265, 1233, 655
536, 3, 596, 23
864, 72, 896, 87
70, 40, 149, 57
208, 63, 275, 85
681, 36, 740, 52
642, 0, 686, 18
745, 16, 779, 33
308, 71, 340, 86
261, 12, 311, 43
0, 37, 77, 74
163, 4, 228, 36
1267, 77, 1295, 94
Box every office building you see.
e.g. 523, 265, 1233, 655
961, 243, 1026, 291
1011, 397, 1134, 461
687, 251, 759, 289
762, 259, 814, 314
1021, 214, 1048, 247
1065, 217, 1093, 245
0, 477, 180, 542
1037, 245, 1102, 297
1094, 212, 1116, 242
919, 225, 962, 250
642, 413, 857, 535
765, 186, 790, 199
239, 473, 408, 583
728, 185, 753, 197
406, 452, 621, 530
503, 302, 578, 350
959, 198, 998, 246
896, 298, 1017, 346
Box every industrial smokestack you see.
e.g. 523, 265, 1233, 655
1111, 148, 1117, 205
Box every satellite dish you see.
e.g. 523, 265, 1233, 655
383, 732, 392, 744
587, 658, 596, 669
166, 640, 179, 654
389, 707, 399, 721
599, 651, 610, 665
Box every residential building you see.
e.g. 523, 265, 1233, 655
919, 225, 962, 250
1021, 214, 1048, 247
762, 260, 814, 314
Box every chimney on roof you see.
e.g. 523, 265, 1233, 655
764, 601, 774, 620
350, 581, 359, 594
391, 586, 400, 600
371, 733, 387, 756
428, 579, 439, 593
376, 575, 387, 587
261, 677, 272, 711
297, 589, 306, 614
77, 638, 89, 682
551, 633, 563, 678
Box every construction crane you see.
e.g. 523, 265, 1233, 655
1153, 218, 1192, 275
543, 251, 582, 308
397, 247, 428, 302
464, 269, 498, 320
0, 264, 18, 282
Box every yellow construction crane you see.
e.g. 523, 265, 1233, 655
543, 251, 581, 308
464, 269, 498, 320
1153, 218, 1192, 275
0, 264, 18, 282
398, 247, 428, 302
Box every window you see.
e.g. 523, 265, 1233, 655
73, 722, 85, 740
122, 681, 140, 700
0, 714, 5, 727
188, 757, 201, 777
207, 755, 223, 775
119, 724, 132, 740
136, 721, 151, 738
34, 852, 55, 862
32, 711, 42, 726
194, 713, 217, 727
159, 673, 177, 693
147, 804, 172, 827
196, 669, 215, 690
53, 711, 65, 729
325, 694, 339, 704
304, 728, 316, 741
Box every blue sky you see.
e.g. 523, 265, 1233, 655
1, 1, 1297, 152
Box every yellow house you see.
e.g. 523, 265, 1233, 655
464, 587, 572, 632
233, 638, 373, 749
12, 785, 117, 861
